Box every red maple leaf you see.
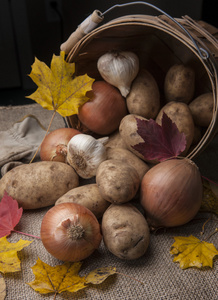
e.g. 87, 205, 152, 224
0, 191, 23, 238
132, 112, 186, 162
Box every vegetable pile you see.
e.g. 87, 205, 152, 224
0, 49, 217, 275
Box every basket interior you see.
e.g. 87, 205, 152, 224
67, 18, 217, 158
69, 22, 212, 98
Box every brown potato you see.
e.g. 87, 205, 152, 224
106, 147, 150, 181
0, 161, 79, 209
156, 101, 195, 153
106, 130, 127, 149
55, 184, 110, 219
96, 159, 140, 204
164, 64, 195, 103
119, 114, 147, 160
102, 203, 150, 260
126, 69, 160, 118
189, 92, 213, 127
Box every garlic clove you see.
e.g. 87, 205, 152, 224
97, 51, 139, 97
67, 133, 108, 179
97, 136, 109, 146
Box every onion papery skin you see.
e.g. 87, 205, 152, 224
40, 128, 80, 162
40, 203, 102, 262
78, 81, 128, 135
140, 158, 203, 228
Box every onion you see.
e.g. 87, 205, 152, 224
40, 202, 102, 262
40, 128, 80, 162
78, 81, 128, 135
140, 158, 203, 228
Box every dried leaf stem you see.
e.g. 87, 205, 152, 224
201, 214, 213, 235
201, 175, 218, 186
116, 271, 145, 285
29, 111, 56, 164
204, 228, 218, 241
13, 229, 41, 239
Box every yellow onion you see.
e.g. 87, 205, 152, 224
78, 81, 128, 135
40, 128, 80, 162
40, 203, 102, 262
140, 158, 203, 228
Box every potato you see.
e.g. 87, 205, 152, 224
55, 184, 110, 219
119, 114, 147, 160
106, 147, 150, 181
106, 130, 127, 149
102, 203, 150, 260
96, 159, 140, 204
0, 161, 79, 209
126, 69, 160, 118
189, 92, 213, 127
164, 64, 195, 103
156, 101, 195, 152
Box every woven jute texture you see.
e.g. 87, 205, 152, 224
0, 104, 217, 300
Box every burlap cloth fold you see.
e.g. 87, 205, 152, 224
0, 104, 217, 300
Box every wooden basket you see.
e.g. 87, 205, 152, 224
65, 2, 218, 159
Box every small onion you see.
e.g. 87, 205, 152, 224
40, 203, 102, 262
78, 81, 128, 135
140, 158, 203, 228
40, 128, 80, 162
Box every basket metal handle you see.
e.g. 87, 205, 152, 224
101, 1, 209, 60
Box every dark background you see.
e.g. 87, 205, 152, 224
0, 0, 217, 106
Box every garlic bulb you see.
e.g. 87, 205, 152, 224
67, 133, 108, 179
97, 51, 139, 97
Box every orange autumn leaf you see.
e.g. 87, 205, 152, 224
170, 235, 218, 269
27, 51, 94, 117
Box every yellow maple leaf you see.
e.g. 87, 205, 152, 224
170, 235, 218, 269
0, 274, 6, 300
27, 259, 86, 294
27, 258, 116, 295
201, 179, 218, 215
0, 236, 32, 274
27, 51, 94, 117
85, 266, 117, 284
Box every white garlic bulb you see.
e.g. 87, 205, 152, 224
97, 51, 139, 97
67, 134, 108, 179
